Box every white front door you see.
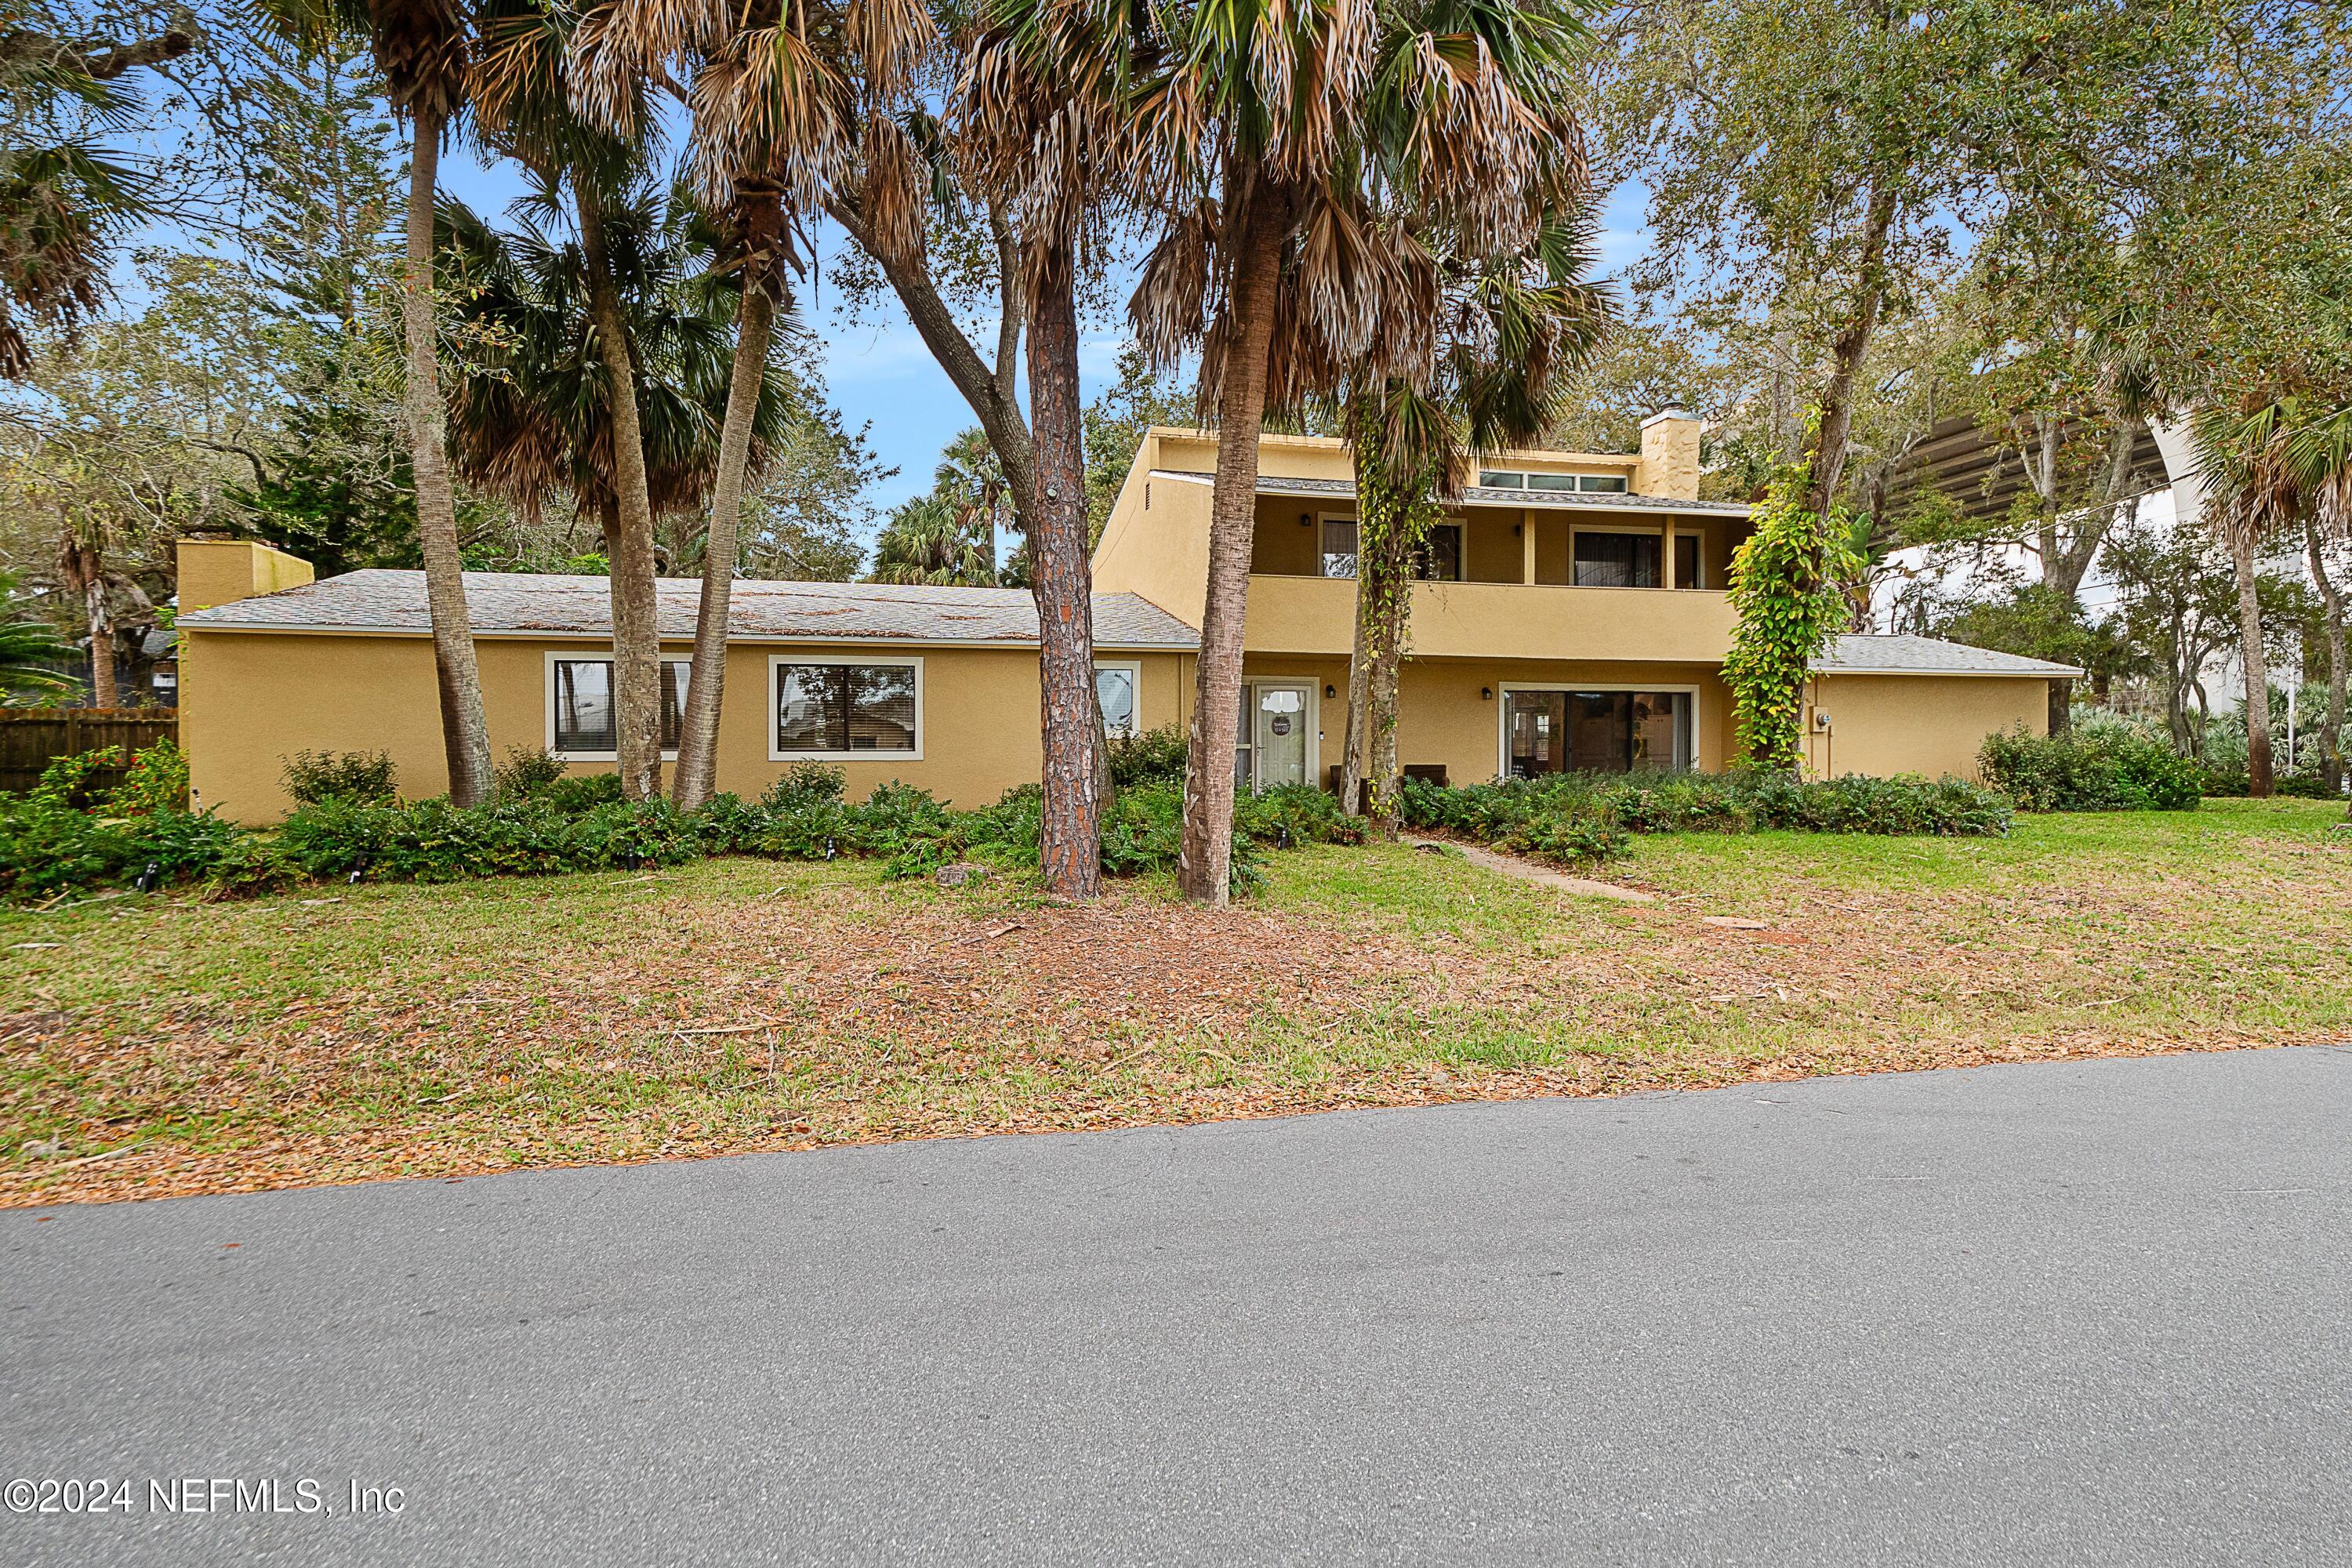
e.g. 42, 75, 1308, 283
1251, 682, 1313, 789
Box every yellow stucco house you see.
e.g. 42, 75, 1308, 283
176, 418, 2074, 822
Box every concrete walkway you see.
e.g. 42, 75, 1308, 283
1403, 834, 1657, 901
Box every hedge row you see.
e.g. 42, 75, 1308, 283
0, 750, 1364, 903
1397, 768, 2013, 868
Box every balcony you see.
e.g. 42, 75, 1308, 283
1241, 575, 1738, 662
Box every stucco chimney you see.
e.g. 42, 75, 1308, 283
177, 539, 315, 614
1635, 405, 1701, 500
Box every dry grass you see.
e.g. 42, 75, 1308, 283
5, 798, 2347, 1206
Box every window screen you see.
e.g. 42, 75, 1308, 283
1526, 472, 1577, 492
1579, 475, 1630, 493
1476, 470, 1525, 488
775, 663, 918, 753
553, 659, 688, 753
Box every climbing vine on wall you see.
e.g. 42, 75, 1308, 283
1723, 448, 1864, 774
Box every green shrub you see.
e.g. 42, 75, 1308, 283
1236, 782, 1370, 848
281, 749, 398, 806
0, 793, 240, 898
761, 761, 848, 811
1398, 767, 2010, 862
199, 836, 302, 900
535, 771, 624, 812
105, 738, 190, 815
493, 746, 566, 799
1979, 724, 2202, 811
1108, 724, 1189, 788
26, 746, 123, 810
2275, 769, 2338, 800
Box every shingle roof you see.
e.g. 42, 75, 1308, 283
178, 570, 1201, 650
1150, 468, 1753, 516
1816, 634, 2082, 678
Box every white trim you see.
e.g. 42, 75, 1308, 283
1495, 681, 1704, 780
767, 653, 925, 762
1093, 658, 1144, 737
544, 650, 690, 762
1245, 678, 1320, 789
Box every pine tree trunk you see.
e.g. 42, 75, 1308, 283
401, 107, 495, 804
2307, 516, 2345, 796
1178, 178, 1290, 906
673, 270, 776, 811
575, 184, 666, 803
1025, 241, 1103, 898
2231, 524, 2274, 796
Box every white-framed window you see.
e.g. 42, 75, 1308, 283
546, 652, 691, 760
1479, 469, 1632, 495
768, 655, 922, 760
1498, 684, 1697, 777
1094, 660, 1142, 738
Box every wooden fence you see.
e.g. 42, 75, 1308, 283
0, 709, 179, 795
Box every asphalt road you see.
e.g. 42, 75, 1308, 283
6, 1046, 2350, 1566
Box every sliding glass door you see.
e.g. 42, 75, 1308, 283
1504, 689, 1691, 777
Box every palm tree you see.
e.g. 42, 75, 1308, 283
869, 493, 998, 585
2196, 396, 2311, 797
1331, 215, 1611, 829
470, 0, 678, 799
540, 0, 916, 807
265, 0, 499, 805
437, 183, 791, 591
2281, 401, 2351, 802
1125, 0, 1594, 902
0, 572, 74, 702
0, 13, 191, 378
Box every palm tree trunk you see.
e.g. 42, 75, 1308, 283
401, 106, 495, 805
2230, 524, 2274, 796
1025, 242, 1103, 899
1178, 178, 1290, 906
1367, 568, 1407, 834
1341, 588, 1372, 816
575, 183, 665, 803
673, 277, 776, 811
2307, 515, 2346, 796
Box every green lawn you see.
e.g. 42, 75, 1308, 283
5, 798, 2347, 1205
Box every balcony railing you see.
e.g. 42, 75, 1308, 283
1241, 575, 1737, 662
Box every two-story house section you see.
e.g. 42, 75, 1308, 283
1091, 412, 2077, 790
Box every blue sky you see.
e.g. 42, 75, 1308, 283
430, 140, 1658, 523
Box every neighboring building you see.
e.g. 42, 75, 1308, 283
175, 423, 2074, 823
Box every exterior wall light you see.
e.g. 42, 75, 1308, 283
1324, 684, 1338, 699
1481, 686, 1494, 701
